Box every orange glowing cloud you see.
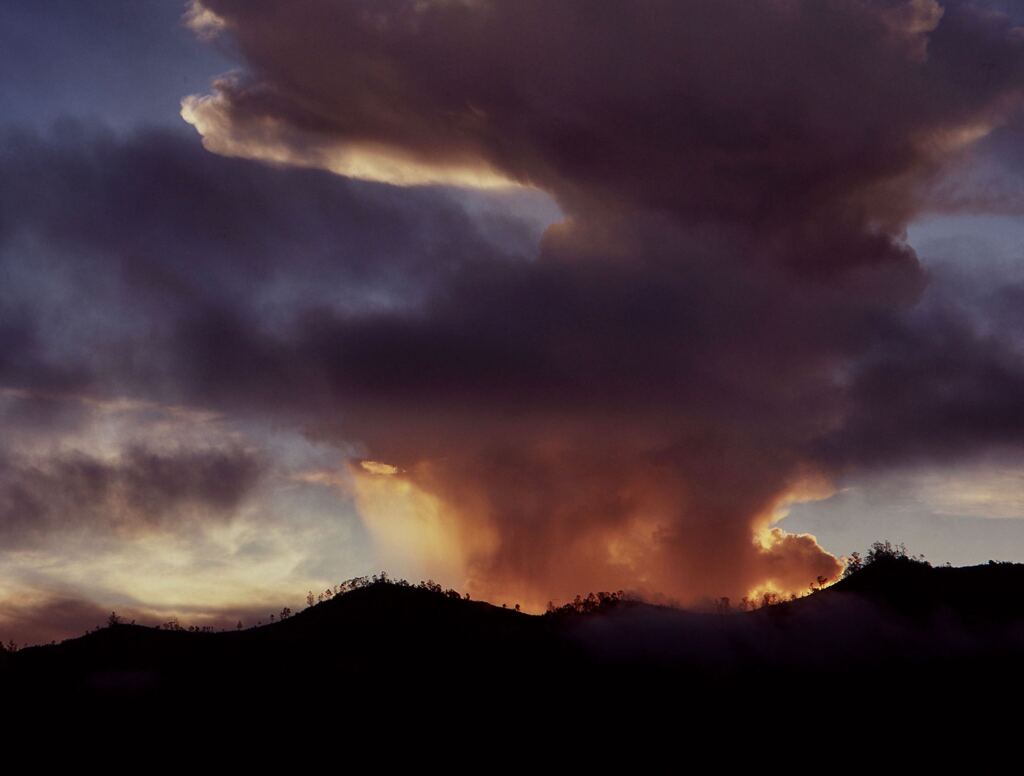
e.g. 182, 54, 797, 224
350, 460, 499, 588
341, 442, 843, 612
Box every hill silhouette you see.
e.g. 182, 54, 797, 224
6, 553, 1024, 731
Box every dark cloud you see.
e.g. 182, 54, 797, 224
0, 124, 533, 402
0, 311, 93, 397
0, 391, 90, 435
188, 1, 1022, 226
820, 301, 1024, 467
0, 446, 265, 546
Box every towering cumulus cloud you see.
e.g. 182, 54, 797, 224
179, 0, 1024, 607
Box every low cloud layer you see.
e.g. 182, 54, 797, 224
0, 445, 264, 547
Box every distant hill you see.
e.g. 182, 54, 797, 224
6, 558, 1024, 727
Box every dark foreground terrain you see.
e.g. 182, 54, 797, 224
5, 555, 1024, 740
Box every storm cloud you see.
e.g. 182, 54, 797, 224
0, 445, 265, 546
171, 0, 1024, 604
4, 1, 1024, 633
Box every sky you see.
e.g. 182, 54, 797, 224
2, 0, 1024, 644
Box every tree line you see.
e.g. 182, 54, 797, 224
0, 540, 968, 649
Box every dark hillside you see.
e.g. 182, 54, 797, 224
828, 556, 1024, 623
7, 560, 1024, 726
